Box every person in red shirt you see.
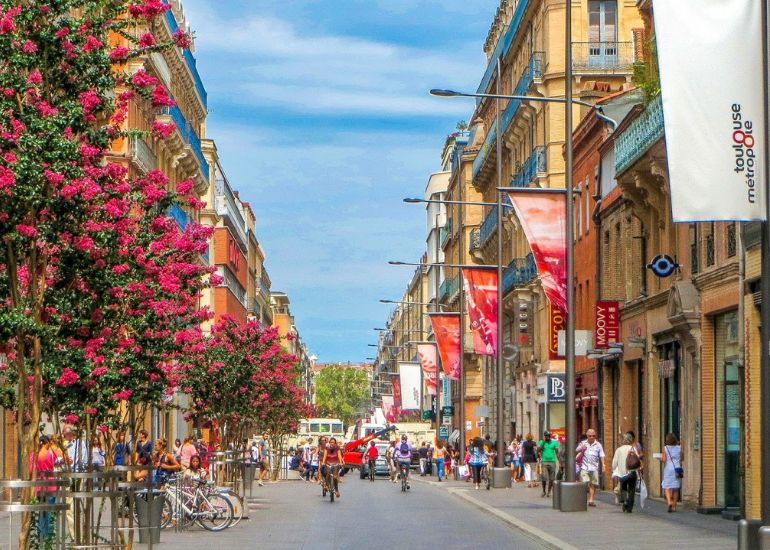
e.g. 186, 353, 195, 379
365, 441, 379, 481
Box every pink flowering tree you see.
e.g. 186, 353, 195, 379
0, 1, 210, 546
179, 316, 311, 453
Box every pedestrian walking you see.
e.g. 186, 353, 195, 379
435, 440, 447, 482
520, 433, 538, 487
425, 442, 433, 476
661, 433, 683, 512
576, 429, 604, 507
468, 437, 487, 490
611, 432, 641, 513
537, 431, 559, 497
179, 436, 198, 471
418, 441, 428, 476
134, 429, 152, 469
301, 438, 313, 481
386, 440, 397, 483
257, 432, 271, 486
114, 432, 130, 466
32, 435, 59, 542
173, 438, 182, 461
508, 438, 521, 482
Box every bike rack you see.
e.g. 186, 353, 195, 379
0, 478, 70, 550
113, 464, 158, 548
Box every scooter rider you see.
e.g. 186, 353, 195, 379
393, 434, 413, 490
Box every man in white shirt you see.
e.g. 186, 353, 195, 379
63, 426, 89, 472
576, 429, 605, 507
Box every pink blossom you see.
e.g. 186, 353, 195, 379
109, 46, 130, 61
112, 389, 133, 401
131, 69, 158, 89
128, 0, 170, 20
172, 29, 192, 49
54, 27, 70, 39
44, 169, 64, 186
84, 407, 97, 415
151, 120, 175, 139
97, 425, 108, 433
150, 85, 174, 107
55, 368, 79, 387
0, 166, 16, 190
27, 70, 42, 85
112, 264, 130, 275
15, 224, 37, 238
21, 40, 36, 53
90, 366, 108, 377
64, 414, 79, 425
138, 32, 156, 48
176, 179, 194, 194
78, 90, 101, 114
82, 35, 102, 53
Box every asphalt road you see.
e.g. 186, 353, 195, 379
148, 474, 547, 550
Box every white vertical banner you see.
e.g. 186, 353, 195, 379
654, 0, 766, 221
398, 362, 421, 410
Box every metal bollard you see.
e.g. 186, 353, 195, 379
738, 519, 763, 550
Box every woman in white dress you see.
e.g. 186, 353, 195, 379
661, 433, 682, 512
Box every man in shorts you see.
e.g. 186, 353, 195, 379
537, 431, 560, 498
576, 429, 605, 507
257, 432, 270, 486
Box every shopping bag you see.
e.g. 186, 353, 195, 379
639, 479, 648, 509
458, 465, 469, 479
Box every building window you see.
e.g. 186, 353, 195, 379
585, 178, 591, 234
705, 222, 715, 267
727, 222, 737, 258
689, 224, 700, 274
589, 0, 617, 43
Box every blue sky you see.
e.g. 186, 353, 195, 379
182, 0, 498, 362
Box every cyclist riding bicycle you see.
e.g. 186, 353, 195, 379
321, 436, 344, 499
365, 440, 379, 480
393, 435, 413, 490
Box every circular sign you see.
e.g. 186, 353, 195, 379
648, 254, 678, 278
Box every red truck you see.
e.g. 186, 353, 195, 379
342, 425, 396, 468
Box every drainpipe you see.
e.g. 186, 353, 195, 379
737, 225, 746, 518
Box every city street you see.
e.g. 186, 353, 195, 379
150, 477, 546, 550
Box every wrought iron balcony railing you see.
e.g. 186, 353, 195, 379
614, 94, 664, 175
511, 146, 547, 188
572, 41, 634, 70
502, 253, 538, 295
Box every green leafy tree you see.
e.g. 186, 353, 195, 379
313, 366, 371, 426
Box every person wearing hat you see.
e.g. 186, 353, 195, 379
537, 431, 560, 498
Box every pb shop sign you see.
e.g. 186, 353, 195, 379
547, 374, 566, 403
595, 301, 620, 348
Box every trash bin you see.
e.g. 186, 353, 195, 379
244, 462, 256, 498
135, 489, 165, 544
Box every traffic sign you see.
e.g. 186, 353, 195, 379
442, 406, 454, 416
438, 426, 449, 439
421, 410, 433, 421
442, 416, 452, 426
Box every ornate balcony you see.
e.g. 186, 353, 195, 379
439, 275, 460, 304
162, 1, 208, 109
572, 42, 634, 71
479, 195, 514, 246
217, 266, 247, 307
440, 219, 452, 248
473, 51, 544, 181
615, 94, 664, 175
511, 146, 546, 188
160, 104, 209, 182
130, 136, 157, 174
469, 227, 481, 254
502, 253, 537, 295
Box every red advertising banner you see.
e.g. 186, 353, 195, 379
381, 395, 396, 423
429, 313, 461, 381
390, 373, 402, 417
507, 191, 567, 312
462, 268, 498, 356
549, 303, 566, 360
595, 301, 620, 348
417, 344, 438, 396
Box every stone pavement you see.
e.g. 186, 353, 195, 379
413, 474, 736, 550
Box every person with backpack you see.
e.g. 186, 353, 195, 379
612, 432, 642, 512
393, 435, 413, 490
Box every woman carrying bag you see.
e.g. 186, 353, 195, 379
611, 432, 642, 513
661, 433, 683, 512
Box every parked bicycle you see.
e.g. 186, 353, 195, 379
161, 475, 234, 531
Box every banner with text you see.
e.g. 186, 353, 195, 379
595, 301, 620, 348
429, 313, 461, 381
417, 344, 438, 396
507, 191, 567, 311
398, 362, 421, 410
653, 1, 765, 221
549, 303, 566, 360
462, 268, 498, 356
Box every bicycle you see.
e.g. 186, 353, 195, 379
324, 464, 341, 502
480, 464, 491, 490
398, 460, 410, 493
161, 476, 234, 531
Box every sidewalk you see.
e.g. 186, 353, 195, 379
413, 475, 736, 550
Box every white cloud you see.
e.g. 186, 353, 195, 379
183, 4, 483, 117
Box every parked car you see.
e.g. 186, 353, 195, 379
359, 442, 391, 479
